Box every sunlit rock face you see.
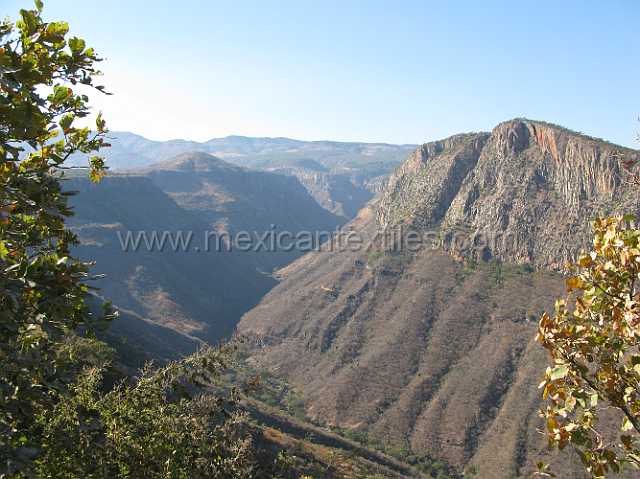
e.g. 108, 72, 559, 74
239, 119, 639, 478
378, 119, 639, 268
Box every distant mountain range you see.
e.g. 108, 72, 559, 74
73, 131, 415, 171
71, 132, 416, 220
67, 120, 640, 477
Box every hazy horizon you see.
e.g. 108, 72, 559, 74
5, 0, 639, 147
108, 115, 640, 148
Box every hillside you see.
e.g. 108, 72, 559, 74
237, 119, 640, 478
244, 397, 432, 478
71, 132, 415, 220
66, 153, 343, 359
377, 120, 639, 267
140, 152, 344, 270
140, 152, 342, 231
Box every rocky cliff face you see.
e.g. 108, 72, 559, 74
271, 166, 382, 219
237, 119, 639, 478
376, 133, 490, 228
377, 119, 639, 267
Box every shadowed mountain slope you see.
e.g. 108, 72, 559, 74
68, 174, 269, 346
66, 153, 344, 358
237, 119, 640, 478
141, 152, 342, 233
71, 133, 415, 220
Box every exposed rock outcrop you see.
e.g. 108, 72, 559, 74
274, 167, 381, 219
376, 132, 490, 228
378, 119, 639, 267
238, 119, 640, 478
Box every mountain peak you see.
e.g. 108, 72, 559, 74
144, 151, 239, 173
378, 118, 639, 267
238, 119, 640, 477
493, 118, 639, 154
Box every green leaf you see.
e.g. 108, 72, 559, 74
69, 37, 85, 54
59, 113, 74, 130
51, 85, 71, 105
95, 111, 106, 132
550, 365, 569, 381
18, 9, 38, 35
47, 21, 69, 36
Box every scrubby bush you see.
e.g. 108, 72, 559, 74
0, 4, 281, 477
33, 348, 258, 478
538, 216, 640, 477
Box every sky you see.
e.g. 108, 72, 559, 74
4, 0, 640, 146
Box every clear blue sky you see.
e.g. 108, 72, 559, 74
5, 0, 639, 146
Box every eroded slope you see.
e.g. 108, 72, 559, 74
238, 119, 640, 477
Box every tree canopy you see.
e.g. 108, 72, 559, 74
1, 1, 112, 472
0, 4, 275, 477
538, 215, 640, 478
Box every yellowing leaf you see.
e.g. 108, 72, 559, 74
566, 276, 584, 291
550, 365, 569, 381
622, 417, 634, 432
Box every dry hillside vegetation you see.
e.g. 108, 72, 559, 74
239, 119, 640, 478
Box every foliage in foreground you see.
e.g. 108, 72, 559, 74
537, 216, 640, 477
0, 3, 280, 478
0, 1, 112, 473
33, 346, 261, 478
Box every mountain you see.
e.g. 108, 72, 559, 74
71, 132, 415, 220
66, 152, 344, 360
377, 121, 639, 267
83, 132, 415, 171
140, 152, 342, 235
237, 119, 640, 478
